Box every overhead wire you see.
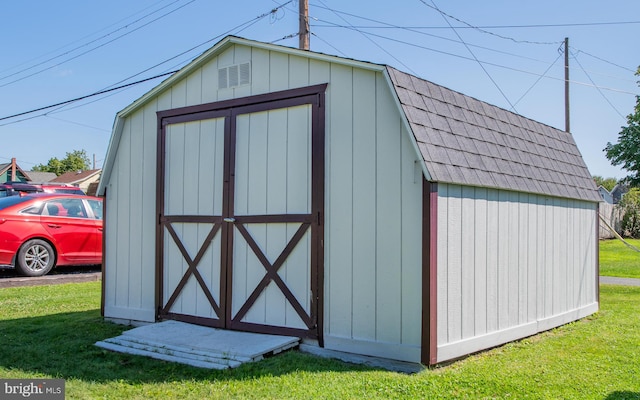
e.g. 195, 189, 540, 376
571, 49, 627, 119
0, 0, 190, 82
416, 1, 560, 45
319, 26, 637, 95
0, 0, 175, 75
310, 4, 561, 65
513, 51, 563, 108
0, 2, 292, 126
46, 1, 276, 117
572, 48, 637, 74
310, 32, 349, 57
423, 0, 518, 112
0, 72, 178, 123
0, 0, 197, 89
309, 4, 636, 84
310, 20, 640, 30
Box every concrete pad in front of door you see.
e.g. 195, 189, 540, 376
95, 320, 300, 369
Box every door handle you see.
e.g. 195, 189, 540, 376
47, 224, 61, 229
223, 218, 235, 223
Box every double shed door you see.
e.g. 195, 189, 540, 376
156, 85, 325, 339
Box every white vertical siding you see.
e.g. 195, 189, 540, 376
436, 183, 598, 362
323, 67, 422, 362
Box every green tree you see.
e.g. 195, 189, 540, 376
604, 67, 640, 187
32, 149, 91, 176
618, 188, 640, 238
593, 176, 618, 192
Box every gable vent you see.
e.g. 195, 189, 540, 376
218, 62, 251, 89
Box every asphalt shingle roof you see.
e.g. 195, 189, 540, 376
387, 66, 601, 202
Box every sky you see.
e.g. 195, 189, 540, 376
1, 0, 638, 180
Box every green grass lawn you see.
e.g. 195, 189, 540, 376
600, 238, 640, 279
0, 281, 639, 399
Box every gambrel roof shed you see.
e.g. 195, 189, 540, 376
98, 36, 599, 368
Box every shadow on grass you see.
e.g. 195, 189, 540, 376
605, 392, 640, 400
0, 310, 375, 384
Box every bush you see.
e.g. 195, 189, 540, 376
619, 188, 640, 238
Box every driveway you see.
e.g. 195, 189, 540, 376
600, 276, 640, 286
0, 266, 100, 288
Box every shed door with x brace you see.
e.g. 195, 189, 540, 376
156, 84, 326, 340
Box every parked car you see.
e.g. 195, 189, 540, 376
0, 182, 85, 198
0, 193, 102, 276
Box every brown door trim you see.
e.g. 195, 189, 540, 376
422, 179, 438, 365
156, 84, 327, 340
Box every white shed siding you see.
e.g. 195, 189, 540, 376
323, 65, 423, 362
104, 102, 158, 322
104, 43, 423, 361
436, 183, 598, 362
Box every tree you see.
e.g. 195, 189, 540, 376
618, 188, 640, 238
604, 67, 640, 187
32, 149, 91, 176
593, 175, 618, 192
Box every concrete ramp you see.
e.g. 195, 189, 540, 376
95, 320, 300, 369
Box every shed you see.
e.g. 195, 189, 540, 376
97, 36, 600, 365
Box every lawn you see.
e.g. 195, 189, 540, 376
0, 280, 639, 399
599, 238, 640, 279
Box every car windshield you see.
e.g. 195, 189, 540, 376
0, 195, 32, 210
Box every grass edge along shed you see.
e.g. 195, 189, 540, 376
97, 36, 600, 367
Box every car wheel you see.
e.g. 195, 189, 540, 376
16, 239, 55, 277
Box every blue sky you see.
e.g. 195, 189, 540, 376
1, 0, 638, 180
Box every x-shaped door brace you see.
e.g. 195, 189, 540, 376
162, 222, 222, 317
232, 222, 314, 329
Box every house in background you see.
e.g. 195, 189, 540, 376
25, 171, 58, 183
0, 158, 31, 183
598, 186, 614, 204
611, 184, 628, 204
51, 169, 102, 195
97, 36, 600, 366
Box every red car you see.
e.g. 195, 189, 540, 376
0, 194, 103, 276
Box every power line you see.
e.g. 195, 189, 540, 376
513, 52, 563, 108
572, 48, 637, 73
424, 0, 518, 111
325, 26, 637, 96
44, 115, 111, 133
312, 2, 560, 45
0, 0, 175, 75
0, 2, 293, 126
309, 5, 636, 84
0, 72, 177, 122
310, 20, 640, 30
315, 0, 418, 75
0, 0, 196, 88
0, 0, 190, 82
310, 32, 348, 57
571, 49, 626, 119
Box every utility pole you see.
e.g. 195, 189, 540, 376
564, 37, 570, 133
299, 0, 309, 50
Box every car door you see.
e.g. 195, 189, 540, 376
40, 198, 101, 263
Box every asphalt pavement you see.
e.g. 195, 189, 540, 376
0, 267, 101, 288
599, 276, 640, 287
